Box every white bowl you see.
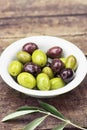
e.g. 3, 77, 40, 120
0, 36, 87, 98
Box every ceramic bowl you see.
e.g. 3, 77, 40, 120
0, 36, 87, 98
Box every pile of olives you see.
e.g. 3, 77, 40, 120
8, 42, 77, 91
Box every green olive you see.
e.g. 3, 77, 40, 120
17, 72, 36, 89
8, 60, 23, 76
16, 51, 31, 64
42, 67, 54, 79
36, 73, 50, 90
60, 58, 66, 65
50, 77, 65, 90
32, 50, 47, 67
65, 55, 77, 70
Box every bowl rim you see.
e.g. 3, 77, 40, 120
0, 35, 87, 97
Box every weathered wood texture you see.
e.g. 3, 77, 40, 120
0, 0, 87, 17
0, 0, 87, 130
0, 0, 87, 54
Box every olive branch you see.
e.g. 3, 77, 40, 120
1, 101, 87, 130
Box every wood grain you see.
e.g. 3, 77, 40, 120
0, 0, 87, 54
0, 0, 87, 18
0, 15, 87, 54
0, 0, 87, 130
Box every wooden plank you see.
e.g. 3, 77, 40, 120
0, 15, 87, 54
0, 0, 87, 18
0, 15, 87, 37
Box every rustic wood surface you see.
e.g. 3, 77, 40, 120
0, 0, 87, 130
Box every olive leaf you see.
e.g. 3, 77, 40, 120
24, 115, 47, 130
2, 110, 39, 122
38, 100, 66, 119
1, 101, 87, 130
17, 106, 33, 111
17, 106, 43, 111
52, 123, 68, 130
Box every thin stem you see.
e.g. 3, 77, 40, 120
50, 113, 87, 130
38, 110, 68, 122
38, 110, 87, 130
69, 122, 87, 130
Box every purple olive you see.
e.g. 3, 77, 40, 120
51, 58, 64, 75
47, 46, 62, 59
24, 62, 41, 76
60, 68, 74, 83
22, 42, 38, 54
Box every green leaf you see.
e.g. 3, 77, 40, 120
17, 106, 42, 111
52, 123, 67, 130
17, 106, 32, 111
39, 100, 66, 119
24, 115, 47, 130
2, 110, 38, 122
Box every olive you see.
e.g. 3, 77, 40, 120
17, 72, 36, 89
8, 60, 23, 76
32, 50, 47, 67
22, 42, 38, 54
50, 77, 65, 90
47, 46, 62, 59
24, 62, 41, 76
60, 68, 74, 83
51, 58, 65, 75
42, 67, 54, 79
16, 51, 31, 64
36, 73, 50, 90
60, 58, 66, 65
65, 55, 77, 70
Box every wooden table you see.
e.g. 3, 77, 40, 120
0, 0, 87, 129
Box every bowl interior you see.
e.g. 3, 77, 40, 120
0, 36, 87, 98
